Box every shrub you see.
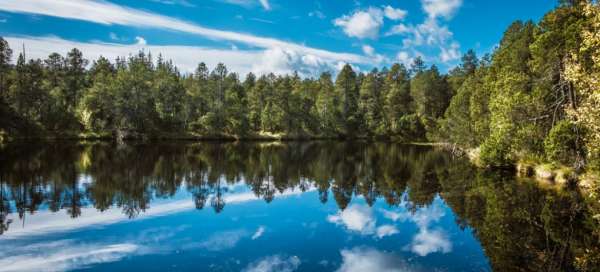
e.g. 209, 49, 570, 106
479, 134, 513, 168
544, 120, 583, 166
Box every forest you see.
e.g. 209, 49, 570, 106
0, 1, 599, 173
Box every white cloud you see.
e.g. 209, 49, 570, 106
4, 36, 345, 78
387, 17, 461, 64
243, 255, 301, 272
251, 47, 339, 77
327, 204, 376, 234
5, 36, 256, 75
150, 0, 195, 7
250, 17, 274, 24
395, 51, 413, 66
421, 0, 462, 20
410, 202, 445, 228
336, 247, 414, 272
381, 209, 406, 222
375, 225, 399, 238
362, 45, 374, 56
0, 0, 366, 64
361, 45, 387, 64
383, 6, 407, 21
259, 0, 271, 11
218, 0, 269, 10
410, 228, 452, 256
386, 23, 411, 36
135, 36, 147, 45
440, 41, 460, 62
334, 7, 384, 39
195, 230, 249, 251
333, 5, 406, 39
252, 226, 266, 240
0, 241, 139, 272
385, 200, 453, 257
327, 204, 402, 239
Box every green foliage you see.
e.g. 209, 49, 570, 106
479, 133, 513, 167
359, 69, 384, 135
0, 1, 598, 173
410, 64, 451, 137
335, 64, 361, 136
544, 120, 582, 165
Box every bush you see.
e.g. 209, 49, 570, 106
544, 120, 583, 166
479, 134, 513, 168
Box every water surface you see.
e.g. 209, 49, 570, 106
0, 142, 598, 271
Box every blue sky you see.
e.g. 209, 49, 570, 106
0, 0, 556, 76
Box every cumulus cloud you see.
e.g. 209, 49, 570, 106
440, 41, 460, 62
243, 255, 301, 272
327, 204, 376, 234
361, 45, 387, 64
383, 200, 453, 257
334, 5, 407, 39
382, 0, 463, 64
421, 0, 463, 20
410, 228, 452, 256
336, 247, 414, 272
383, 6, 407, 21
135, 36, 147, 45
334, 7, 384, 39
251, 47, 341, 77
0, 0, 366, 64
375, 225, 399, 238
387, 17, 461, 63
327, 204, 399, 239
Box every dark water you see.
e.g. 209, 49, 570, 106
0, 141, 598, 272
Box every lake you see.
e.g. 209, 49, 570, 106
0, 141, 598, 271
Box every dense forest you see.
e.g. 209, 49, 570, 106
0, 1, 599, 172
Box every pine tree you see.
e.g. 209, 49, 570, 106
335, 64, 360, 136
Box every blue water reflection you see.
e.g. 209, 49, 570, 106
0, 142, 596, 271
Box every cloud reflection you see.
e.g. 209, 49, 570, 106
336, 247, 417, 272
2, 186, 312, 239
327, 204, 400, 239
0, 240, 140, 272
243, 255, 301, 272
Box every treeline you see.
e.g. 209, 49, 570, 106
0, 1, 599, 170
0, 39, 446, 141
439, 0, 600, 169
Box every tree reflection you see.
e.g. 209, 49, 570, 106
0, 141, 598, 270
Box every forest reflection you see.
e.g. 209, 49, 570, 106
0, 141, 598, 271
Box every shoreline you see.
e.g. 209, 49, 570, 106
1, 135, 596, 192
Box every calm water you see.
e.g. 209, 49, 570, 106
0, 142, 598, 272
